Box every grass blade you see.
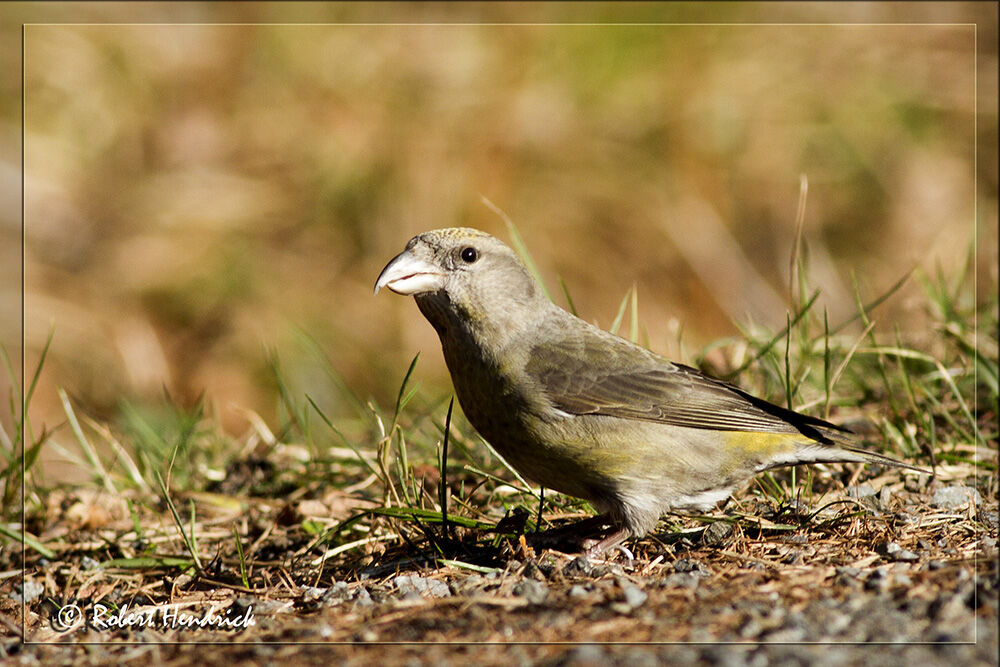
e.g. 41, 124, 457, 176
0, 524, 55, 559
609, 286, 633, 337
155, 470, 204, 573
725, 289, 820, 379
481, 196, 553, 302
58, 388, 116, 494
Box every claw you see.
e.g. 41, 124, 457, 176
583, 527, 631, 559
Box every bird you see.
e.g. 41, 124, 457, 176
374, 227, 927, 556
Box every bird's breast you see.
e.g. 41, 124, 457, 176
436, 334, 613, 497
439, 336, 530, 437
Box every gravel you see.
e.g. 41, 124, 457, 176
932, 484, 984, 509
393, 575, 451, 599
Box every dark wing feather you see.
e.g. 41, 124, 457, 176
525, 327, 851, 444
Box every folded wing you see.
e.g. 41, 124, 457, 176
525, 327, 851, 445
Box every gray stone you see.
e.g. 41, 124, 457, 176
663, 572, 700, 589
394, 575, 451, 598
739, 617, 763, 639
301, 586, 326, 603
622, 584, 648, 609
673, 558, 705, 573
353, 585, 373, 608
878, 541, 902, 556
702, 521, 734, 546
564, 644, 606, 665
561, 556, 592, 578
877, 541, 920, 562
11, 580, 44, 604
931, 484, 982, 509
781, 550, 801, 565
514, 578, 548, 604
321, 581, 349, 602
847, 484, 877, 499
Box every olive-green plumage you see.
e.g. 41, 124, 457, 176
375, 228, 926, 554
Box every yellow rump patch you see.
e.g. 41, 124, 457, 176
725, 431, 800, 456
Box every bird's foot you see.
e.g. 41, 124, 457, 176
582, 528, 632, 561
526, 516, 633, 561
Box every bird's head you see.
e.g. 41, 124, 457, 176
375, 228, 548, 345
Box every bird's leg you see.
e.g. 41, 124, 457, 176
538, 514, 613, 537
526, 514, 635, 561
583, 527, 631, 559
526, 514, 615, 552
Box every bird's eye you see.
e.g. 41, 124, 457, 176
460, 247, 478, 263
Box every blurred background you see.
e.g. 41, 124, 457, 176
3, 3, 997, 477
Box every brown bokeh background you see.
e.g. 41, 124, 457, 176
4, 3, 997, 476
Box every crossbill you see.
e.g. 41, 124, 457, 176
375, 228, 926, 555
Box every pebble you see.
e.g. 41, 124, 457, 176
739, 617, 762, 639
864, 567, 891, 592
354, 586, 373, 608
11, 580, 44, 604
781, 550, 802, 565
931, 484, 982, 509
394, 575, 451, 599
930, 591, 969, 624
762, 626, 807, 642
877, 541, 919, 562
782, 499, 809, 516
301, 586, 326, 603
236, 597, 287, 614
834, 567, 861, 587
621, 584, 648, 609
847, 484, 877, 499
514, 578, 548, 604
701, 521, 734, 546
521, 560, 547, 580
564, 644, 606, 665
662, 572, 700, 589
323, 581, 349, 601
562, 556, 592, 578
452, 574, 487, 595
673, 558, 704, 573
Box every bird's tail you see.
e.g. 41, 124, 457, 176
829, 443, 931, 474
807, 425, 931, 474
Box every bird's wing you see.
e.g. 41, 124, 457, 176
524, 326, 850, 443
